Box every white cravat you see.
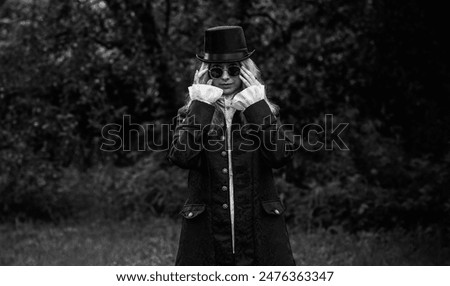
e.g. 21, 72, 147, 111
223, 96, 237, 127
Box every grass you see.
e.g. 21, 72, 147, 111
0, 218, 179, 266
0, 217, 448, 265
290, 227, 449, 265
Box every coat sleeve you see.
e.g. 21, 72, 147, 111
167, 100, 216, 169
243, 99, 295, 169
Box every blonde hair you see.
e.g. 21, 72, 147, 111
181, 58, 280, 122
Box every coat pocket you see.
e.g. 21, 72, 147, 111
179, 204, 206, 219
261, 200, 286, 216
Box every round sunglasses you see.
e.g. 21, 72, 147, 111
208, 65, 241, 79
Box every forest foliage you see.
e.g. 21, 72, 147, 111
0, 0, 449, 233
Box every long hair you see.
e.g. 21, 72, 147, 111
180, 58, 280, 129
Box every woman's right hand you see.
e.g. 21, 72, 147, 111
193, 68, 212, 85
189, 68, 223, 104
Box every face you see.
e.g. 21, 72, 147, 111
209, 63, 242, 96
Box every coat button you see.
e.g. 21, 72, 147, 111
222, 203, 228, 209
220, 136, 225, 140
221, 151, 227, 157
187, 212, 194, 217
222, 168, 228, 174
274, 209, 280, 215
221, 185, 228, 191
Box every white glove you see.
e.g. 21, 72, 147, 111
231, 85, 265, 111
188, 84, 223, 105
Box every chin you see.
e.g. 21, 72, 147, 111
223, 87, 238, 95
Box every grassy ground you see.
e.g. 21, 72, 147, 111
0, 217, 448, 265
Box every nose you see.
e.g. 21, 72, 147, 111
221, 70, 230, 81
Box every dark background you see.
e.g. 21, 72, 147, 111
0, 0, 449, 265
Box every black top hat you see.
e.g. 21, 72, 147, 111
196, 26, 255, 63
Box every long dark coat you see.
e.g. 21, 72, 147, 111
168, 98, 296, 266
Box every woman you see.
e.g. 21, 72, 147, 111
168, 26, 295, 265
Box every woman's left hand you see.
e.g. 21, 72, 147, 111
239, 66, 262, 88
232, 67, 265, 110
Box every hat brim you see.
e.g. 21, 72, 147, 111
196, 50, 255, 63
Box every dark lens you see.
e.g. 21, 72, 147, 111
228, 66, 240, 77
209, 67, 222, 79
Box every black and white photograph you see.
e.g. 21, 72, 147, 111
0, 0, 449, 269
